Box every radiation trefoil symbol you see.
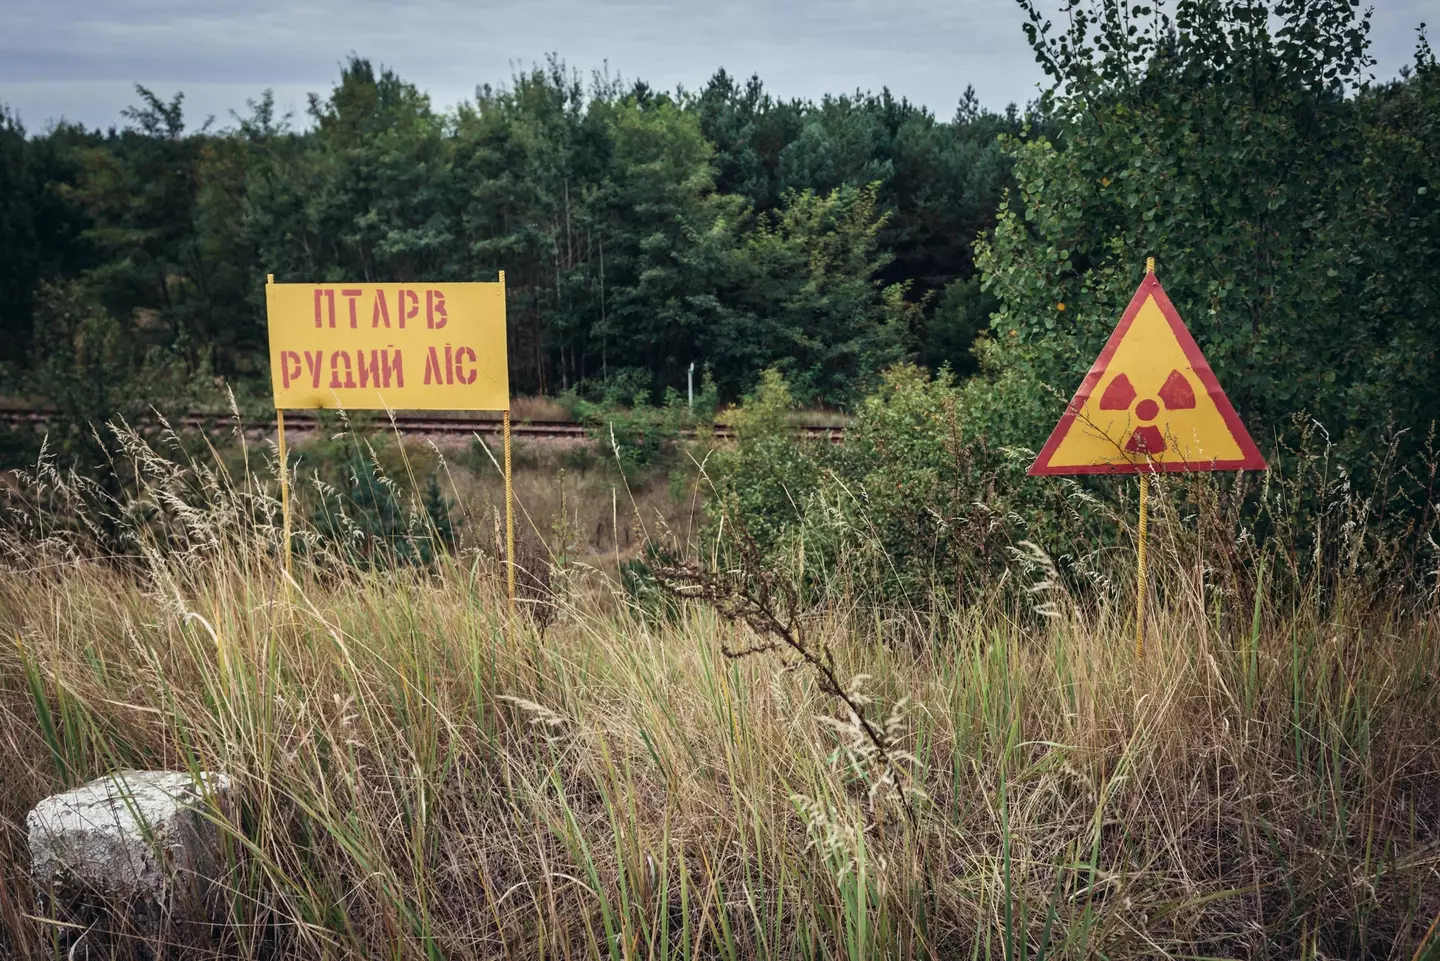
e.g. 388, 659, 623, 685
1028, 274, 1266, 476
1097, 368, 1196, 455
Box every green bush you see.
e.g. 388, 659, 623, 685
972, 0, 1440, 528
619, 539, 683, 622
562, 372, 720, 481
303, 439, 457, 569
711, 365, 1030, 610
21, 281, 204, 473
915, 275, 996, 379
712, 361, 1440, 617
818, 364, 1014, 606
708, 368, 826, 554
0, 423, 42, 472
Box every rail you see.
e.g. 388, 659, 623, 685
0, 408, 845, 444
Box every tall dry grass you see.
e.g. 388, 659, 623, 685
1, 419, 1438, 960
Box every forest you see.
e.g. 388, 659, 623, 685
0, 57, 1018, 415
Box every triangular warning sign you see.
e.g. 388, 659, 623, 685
1029, 273, 1266, 475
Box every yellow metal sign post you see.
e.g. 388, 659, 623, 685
1029, 258, 1266, 659
265, 274, 514, 617
1135, 445, 1149, 661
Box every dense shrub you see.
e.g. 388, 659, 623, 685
563, 372, 719, 480
970, 0, 1439, 526
708, 368, 828, 554
714, 364, 1440, 617
18, 281, 202, 471
712, 365, 1019, 609
302, 436, 457, 569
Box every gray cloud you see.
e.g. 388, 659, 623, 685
0, 0, 1430, 132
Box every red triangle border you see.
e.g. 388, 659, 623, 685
1028, 274, 1267, 476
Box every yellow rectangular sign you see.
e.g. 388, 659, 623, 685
265, 279, 509, 410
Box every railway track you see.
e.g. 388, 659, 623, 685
0, 408, 845, 443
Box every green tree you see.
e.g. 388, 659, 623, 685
693, 78, 1022, 377
973, 0, 1438, 500
691, 70, 804, 211
0, 106, 38, 364
594, 93, 728, 395
451, 59, 619, 394
0, 110, 100, 372
24, 282, 197, 468
64, 86, 263, 379
7, 56, 1032, 409
719, 183, 916, 403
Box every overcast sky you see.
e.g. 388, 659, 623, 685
1, 0, 1431, 133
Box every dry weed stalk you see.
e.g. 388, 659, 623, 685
654, 529, 923, 828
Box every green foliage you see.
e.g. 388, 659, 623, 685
691, 366, 720, 422
709, 368, 826, 553
4, 56, 1021, 435
619, 539, 683, 622
718, 183, 915, 403
0, 105, 39, 364
916, 275, 996, 378
0, 108, 99, 369
309, 446, 457, 569
714, 364, 1017, 607
821, 364, 1010, 602
71, 87, 261, 378
715, 362, 1440, 617
0, 422, 41, 471
694, 75, 1022, 313
22, 281, 201, 468
977, 0, 1439, 515
564, 382, 708, 481
704, 3, 1440, 608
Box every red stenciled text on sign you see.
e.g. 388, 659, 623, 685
423, 344, 479, 385
399, 289, 420, 328
357, 349, 404, 388
426, 289, 447, 329
327, 351, 356, 389
307, 287, 449, 329
340, 290, 363, 328
371, 291, 391, 328
279, 348, 405, 390
313, 288, 336, 328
